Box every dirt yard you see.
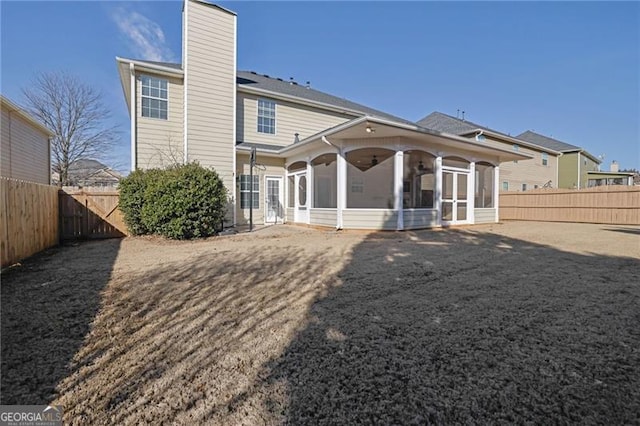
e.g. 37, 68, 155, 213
2, 221, 639, 424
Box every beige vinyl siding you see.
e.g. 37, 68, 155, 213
309, 209, 337, 227
480, 136, 558, 190
136, 74, 184, 169
237, 93, 353, 147
403, 209, 437, 229
1, 107, 50, 184
286, 208, 294, 223
342, 209, 397, 230
235, 153, 285, 225
185, 0, 236, 199
474, 208, 496, 224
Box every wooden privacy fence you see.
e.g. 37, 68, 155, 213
499, 186, 640, 225
1, 178, 59, 267
59, 188, 128, 240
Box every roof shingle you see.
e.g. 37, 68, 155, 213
516, 130, 581, 152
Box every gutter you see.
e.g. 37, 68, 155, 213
463, 128, 562, 155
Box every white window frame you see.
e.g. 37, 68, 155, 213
239, 174, 259, 209
257, 99, 276, 134
141, 75, 168, 120
542, 152, 548, 166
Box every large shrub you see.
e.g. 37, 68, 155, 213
119, 163, 227, 239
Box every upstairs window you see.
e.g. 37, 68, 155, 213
542, 152, 548, 166
141, 76, 168, 119
257, 99, 276, 134
513, 144, 519, 164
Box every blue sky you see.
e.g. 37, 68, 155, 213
2, 1, 638, 172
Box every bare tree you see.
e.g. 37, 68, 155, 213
22, 72, 119, 186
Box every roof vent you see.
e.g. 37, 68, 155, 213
306, 81, 311, 89
250, 71, 257, 75
263, 74, 270, 78
289, 77, 294, 85
277, 78, 283, 81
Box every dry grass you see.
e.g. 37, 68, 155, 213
2, 222, 639, 424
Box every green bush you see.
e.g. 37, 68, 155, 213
119, 163, 227, 239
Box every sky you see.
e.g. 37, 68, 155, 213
1, 1, 639, 172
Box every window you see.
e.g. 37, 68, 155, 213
141, 76, 168, 119
257, 99, 276, 134
522, 183, 527, 191
542, 152, 548, 166
513, 144, 519, 164
239, 175, 259, 209
502, 181, 509, 191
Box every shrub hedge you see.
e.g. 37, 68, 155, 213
119, 163, 227, 239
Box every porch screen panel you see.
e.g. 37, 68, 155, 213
403, 151, 435, 208
288, 175, 295, 207
474, 162, 494, 208
311, 154, 337, 208
346, 148, 394, 209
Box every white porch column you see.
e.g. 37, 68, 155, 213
336, 149, 346, 229
394, 150, 404, 230
435, 155, 443, 226
306, 160, 313, 224
494, 165, 500, 222
468, 161, 476, 224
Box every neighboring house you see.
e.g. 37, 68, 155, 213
516, 131, 619, 189
418, 112, 560, 192
583, 161, 635, 187
116, 0, 530, 230
52, 159, 123, 187
0, 95, 52, 185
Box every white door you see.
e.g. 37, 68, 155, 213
441, 170, 469, 225
293, 173, 309, 223
265, 177, 283, 224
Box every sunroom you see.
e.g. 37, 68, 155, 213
238, 116, 530, 230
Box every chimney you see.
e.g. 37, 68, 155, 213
610, 160, 619, 172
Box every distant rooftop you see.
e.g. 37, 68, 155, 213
516, 130, 581, 152
417, 111, 522, 141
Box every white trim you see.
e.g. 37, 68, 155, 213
336, 148, 346, 229
306, 161, 312, 224
468, 161, 475, 224
460, 128, 563, 155
394, 150, 404, 230
116, 57, 183, 77
435, 156, 443, 226
129, 63, 136, 170
183, 1, 189, 165
494, 165, 500, 222
232, 14, 237, 226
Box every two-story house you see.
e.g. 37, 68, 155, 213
418, 112, 560, 192
116, 0, 530, 230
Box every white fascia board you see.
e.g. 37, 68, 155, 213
237, 85, 364, 119
115, 57, 184, 77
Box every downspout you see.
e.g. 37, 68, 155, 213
129, 63, 136, 171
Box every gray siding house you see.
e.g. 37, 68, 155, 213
117, 0, 530, 230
